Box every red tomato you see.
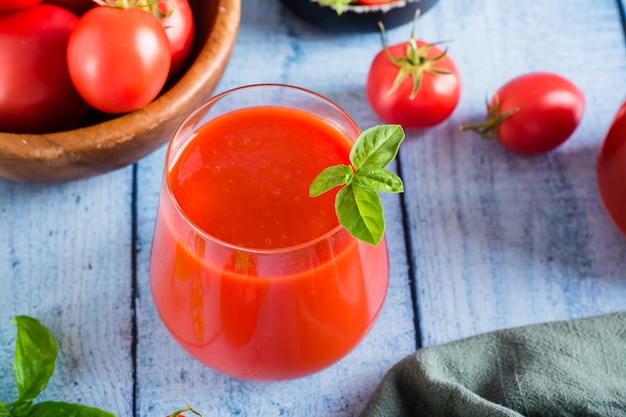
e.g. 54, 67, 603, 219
0, 0, 42, 11
597, 100, 626, 238
462, 72, 585, 155
366, 25, 461, 129
0, 4, 89, 133
43, 0, 94, 15
158, 0, 195, 78
357, 0, 397, 5
67, 6, 171, 114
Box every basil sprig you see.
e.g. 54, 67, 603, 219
1, 316, 116, 417
310, 124, 405, 246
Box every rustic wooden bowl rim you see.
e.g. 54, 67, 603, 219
0, 0, 241, 183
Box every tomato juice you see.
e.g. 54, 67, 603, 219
170, 106, 349, 249
150, 88, 389, 381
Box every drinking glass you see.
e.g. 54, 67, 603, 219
149, 84, 389, 381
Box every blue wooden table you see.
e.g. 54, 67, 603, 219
2, 0, 626, 415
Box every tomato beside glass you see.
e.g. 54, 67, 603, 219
463, 72, 585, 155
67, 6, 171, 114
597, 100, 626, 238
366, 24, 461, 129
0, 4, 89, 133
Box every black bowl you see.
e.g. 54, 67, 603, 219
280, 0, 439, 33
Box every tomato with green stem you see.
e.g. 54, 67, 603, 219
156, 0, 195, 78
67, 4, 171, 114
461, 72, 585, 155
366, 16, 461, 129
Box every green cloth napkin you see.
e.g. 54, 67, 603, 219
360, 311, 626, 417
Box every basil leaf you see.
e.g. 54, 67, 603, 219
353, 166, 404, 193
28, 401, 117, 417
12, 316, 57, 408
336, 184, 384, 246
10, 402, 32, 417
310, 124, 405, 246
0, 402, 11, 416
309, 165, 352, 197
349, 125, 404, 169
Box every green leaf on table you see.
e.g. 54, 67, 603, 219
310, 124, 405, 246
12, 316, 57, 409
28, 401, 117, 417
349, 124, 404, 169
1, 316, 118, 417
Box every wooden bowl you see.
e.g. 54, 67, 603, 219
280, 0, 439, 33
0, 0, 241, 182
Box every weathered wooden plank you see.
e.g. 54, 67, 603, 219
0, 169, 135, 414
133, 0, 416, 415
400, 0, 626, 347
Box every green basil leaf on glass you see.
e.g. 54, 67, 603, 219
310, 124, 405, 246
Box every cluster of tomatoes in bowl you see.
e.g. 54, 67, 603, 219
0, 0, 195, 134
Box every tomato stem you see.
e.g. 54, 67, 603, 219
93, 0, 173, 17
318, 0, 354, 15
378, 10, 451, 100
169, 405, 204, 417
459, 95, 519, 140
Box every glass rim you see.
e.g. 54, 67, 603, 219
162, 83, 362, 255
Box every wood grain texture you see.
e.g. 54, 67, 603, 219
400, 0, 626, 347
0, 169, 135, 414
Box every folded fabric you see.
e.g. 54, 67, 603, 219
360, 311, 626, 417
